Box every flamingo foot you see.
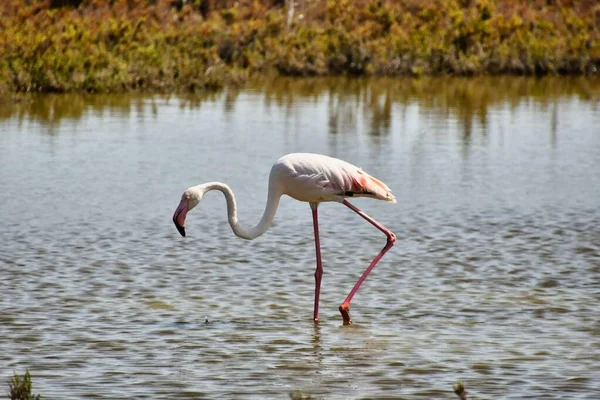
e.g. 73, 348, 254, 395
339, 303, 352, 325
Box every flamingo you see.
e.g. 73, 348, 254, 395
172, 153, 396, 325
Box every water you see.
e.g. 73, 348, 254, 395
1, 77, 599, 399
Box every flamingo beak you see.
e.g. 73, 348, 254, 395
173, 198, 188, 237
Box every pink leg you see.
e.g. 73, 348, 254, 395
311, 205, 324, 323
339, 200, 396, 325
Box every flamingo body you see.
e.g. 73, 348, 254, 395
272, 153, 396, 204
173, 153, 396, 325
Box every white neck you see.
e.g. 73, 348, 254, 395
196, 181, 282, 240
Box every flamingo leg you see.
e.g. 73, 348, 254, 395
339, 199, 396, 325
311, 204, 323, 323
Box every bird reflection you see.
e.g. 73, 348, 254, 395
311, 321, 323, 366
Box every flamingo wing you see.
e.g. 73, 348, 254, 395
342, 168, 397, 203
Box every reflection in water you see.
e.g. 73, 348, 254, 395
0, 94, 142, 127
3, 76, 595, 167
224, 89, 241, 114
323, 79, 393, 138
257, 76, 599, 141
551, 104, 558, 147
311, 322, 323, 367
2, 77, 598, 140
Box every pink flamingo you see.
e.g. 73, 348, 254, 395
172, 153, 396, 325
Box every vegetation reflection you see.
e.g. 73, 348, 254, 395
1, 77, 597, 136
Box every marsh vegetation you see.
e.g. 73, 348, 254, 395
1, 0, 598, 92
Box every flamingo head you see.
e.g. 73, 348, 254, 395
172, 187, 203, 237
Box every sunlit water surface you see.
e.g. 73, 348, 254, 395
1, 77, 599, 399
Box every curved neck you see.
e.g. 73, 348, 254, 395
198, 181, 281, 240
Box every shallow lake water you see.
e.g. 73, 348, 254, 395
1, 77, 599, 399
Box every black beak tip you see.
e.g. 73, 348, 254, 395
175, 224, 186, 237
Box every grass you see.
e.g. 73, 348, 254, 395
8, 370, 41, 400
454, 380, 468, 400
4, 369, 482, 399
0, 0, 598, 93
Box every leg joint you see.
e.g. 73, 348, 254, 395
314, 267, 323, 279
387, 231, 396, 244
